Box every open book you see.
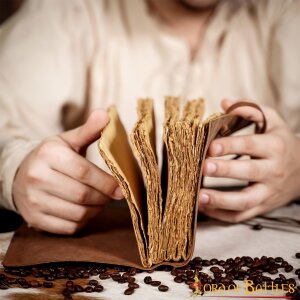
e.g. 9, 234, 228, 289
3, 98, 265, 270
98, 97, 266, 268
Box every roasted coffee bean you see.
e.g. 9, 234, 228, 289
202, 260, 211, 266
295, 253, 300, 259
45, 275, 55, 281
210, 267, 222, 273
252, 223, 263, 230
174, 276, 184, 283
295, 268, 300, 275
94, 285, 104, 292
150, 281, 161, 287
285, 265, 293, 272
84, 285, 93, 293
43, 281, 53, 288
129, 268, 137, 276
127, 276, 135, 283
29, 280, 40, 288
74, 284, 84, 292
158, 284, 169, 292
210, 258, 218, 265
268, 268, 278, 275
185, 279, 194, 285
118, 278, 127, 284
144, 276, 152, 284
122, 272, 131, 279
99, 274, 110, 280
106, 268, 119, 275
124, 287, 134, 295
66, 280, 74, 288
111, 274, 122, 281
88, 279, 98, 286
128, 282, 139, 289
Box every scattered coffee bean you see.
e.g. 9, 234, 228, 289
43, 281, 53, 288
128, 282, 139, 289
150, 280, 161, 287
252, 223, 263, 230
144, 276, 152, 284
85, 285, 93, 293
94, 285, 104, 292
158, 284, 169, 292
124, 287, 134, 295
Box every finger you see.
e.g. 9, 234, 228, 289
33, 191, 103, 222
198, 184, 268, 211
59, 109, 109, 152
40, 168, 112, 205
200, 205, 264, 223
203, 158, 270, 182
29, 213, 85, 235
46, 144, 123, 200
208, 134, 275, 158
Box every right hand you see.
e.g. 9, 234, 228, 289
13, 109, 123, 234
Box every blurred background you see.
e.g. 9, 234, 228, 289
0, 0, 23, 25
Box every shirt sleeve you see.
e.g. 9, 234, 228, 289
268, 0, 300, 135
0, 0, 94, 210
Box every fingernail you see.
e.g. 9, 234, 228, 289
213, 143, 222, 156
206, 161, 217, 175
199, 193, 210, 204
113, 187, 124, 199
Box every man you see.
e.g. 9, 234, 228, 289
0, 0, 299, 234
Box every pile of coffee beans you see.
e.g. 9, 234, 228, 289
0, 253, 299, 300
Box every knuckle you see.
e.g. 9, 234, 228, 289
26, 169, 39, 184
36, 141, 53, 158
74, 188, 89, 204
75, 164, 90, 180
27, 195, 40, 209
74, 208, 89, 222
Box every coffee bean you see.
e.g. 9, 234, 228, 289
66, 280, 74, 288
94, 285, 104, 292
295, 253, 300, 259
144, 276, 152, 284
29, 280, 40, 288
285, 265, 293, 273
174, 276, 184, 283
74, 284, 84, 292
127, 276, 135, 283
150, 281, 161, 287
252, 223, 263, 230
85, 286, 93, 293
88, 279, 98, 286
210, 258, 218, 265
128, 282, 139, 289
158, 284, 169, 292
43, 281, 53, 288
124, 287, 134, 295
118, 278, 127, 284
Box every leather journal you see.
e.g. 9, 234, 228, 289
3, 98, 266, 270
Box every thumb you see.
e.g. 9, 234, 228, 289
59, 109, 109, 152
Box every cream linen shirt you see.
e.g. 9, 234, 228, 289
0, 0, 300, 211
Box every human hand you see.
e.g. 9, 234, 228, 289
198, 99, 300, 223
13, 110, 123, 234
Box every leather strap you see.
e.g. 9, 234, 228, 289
225, 101, 267, 160
225, 101, 267, 134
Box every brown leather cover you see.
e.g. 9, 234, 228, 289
3, 100, 266, 270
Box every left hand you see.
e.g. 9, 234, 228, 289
198, 99, 300, 223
